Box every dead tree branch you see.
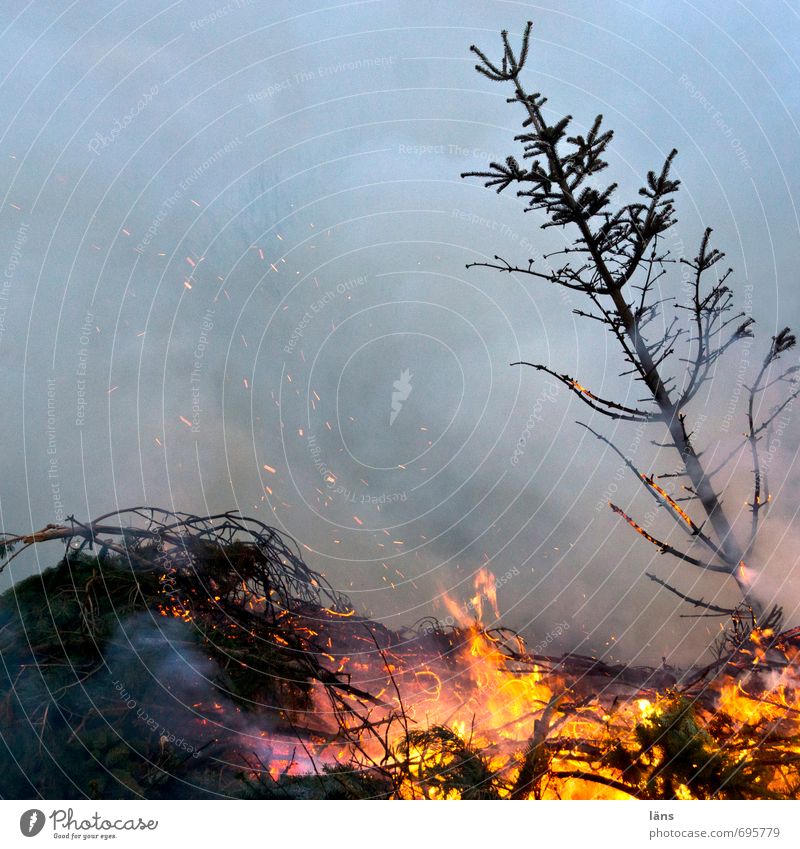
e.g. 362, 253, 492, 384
462, 21, 799, 613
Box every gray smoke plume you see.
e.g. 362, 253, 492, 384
1, 1, 800, 670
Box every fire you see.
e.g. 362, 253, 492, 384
471, 567, 499, 622
142, 527, 800, 798
271, 567, 800, 800
641, 474, 696, 530
738, 560, 755, 587
9, 511, 800, 799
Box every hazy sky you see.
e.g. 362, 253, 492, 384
2, 0, 800, 667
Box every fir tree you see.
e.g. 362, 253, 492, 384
463, 22, 798, 620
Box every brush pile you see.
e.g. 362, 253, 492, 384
1, 509, 799, 799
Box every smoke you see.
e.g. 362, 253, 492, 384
1, 1, 800, 669
103, 614, 273, 760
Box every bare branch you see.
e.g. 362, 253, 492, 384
465, 254, 609, 293
644, 572, 737, 615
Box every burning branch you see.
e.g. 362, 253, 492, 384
511, 361, 654, 422
609, 503, 731, 575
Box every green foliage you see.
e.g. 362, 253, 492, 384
239, 763, 392, 800
624, 697, 775, 799
395, 726, 501, 799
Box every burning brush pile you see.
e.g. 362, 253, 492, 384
1, 508, 800, 800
